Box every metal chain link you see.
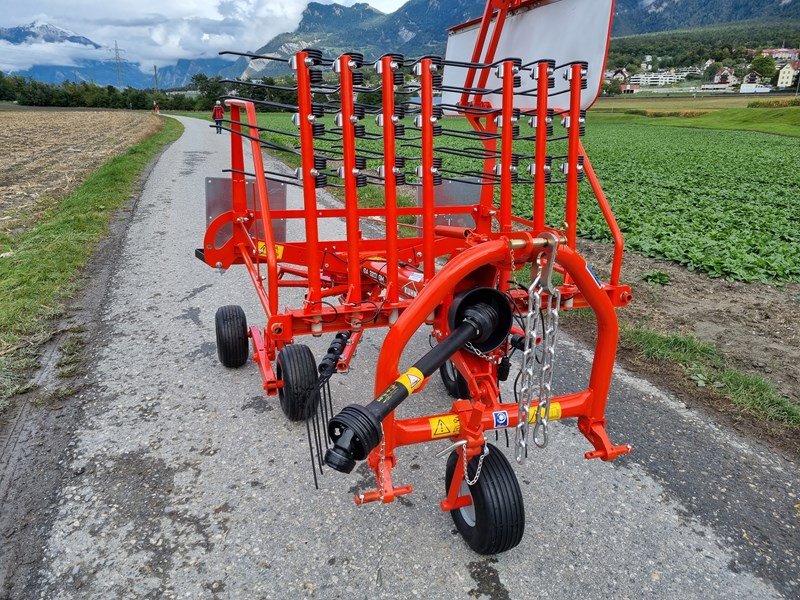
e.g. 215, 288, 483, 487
514, 232, 560, 463
533, 285, 560, 448
464, 342, 498, 363
463, 442, 490, 486
514, 268, 542, 464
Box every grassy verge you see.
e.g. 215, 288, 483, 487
0, 117, 183, 410
621, 327, 799, 427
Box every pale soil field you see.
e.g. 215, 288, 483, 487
0, 110, 160, 234
593, 94, 757, 110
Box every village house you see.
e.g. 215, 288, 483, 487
777, 61, 800, 89
713, 67, 738, 86
742, 71, 762, 85
611, 68, 629, 81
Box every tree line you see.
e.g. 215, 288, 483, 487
0, 71, 299, 112
608, 19, 800, 73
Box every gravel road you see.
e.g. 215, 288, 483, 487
2, 116, 798, 599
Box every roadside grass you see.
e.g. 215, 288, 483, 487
0, 117, 183, 411
622, 328, 800, 427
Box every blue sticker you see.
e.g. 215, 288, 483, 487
585, 263, 602, 288
493, 410, 509, 429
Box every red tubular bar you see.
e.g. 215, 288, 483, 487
225, 99, 279, 315
467, 114, 498, 233
474, 6, 510, 103
580, 139, 624, 286
228, 105, 248, 217
374, 239, 511, 393
295, 52, 323, 308
565, 63, 583, 252
420, 58, 436, 281
499, 60, 514, 234
372, 236, 628, 461
533, 61, 550, 230
337, 55, 363, 302
459, 0, 496, 107
558, 244, 618, 418
393, 391, 591, 447
381, 55, 400, 303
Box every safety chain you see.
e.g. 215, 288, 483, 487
514, 232, 560, 463
464, 342, 499, 363
533, 279, 560, 448
463, 443, 490, 486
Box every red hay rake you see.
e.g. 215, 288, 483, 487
198, 0, 633, 553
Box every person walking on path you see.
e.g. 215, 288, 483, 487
212, 101, 225, 134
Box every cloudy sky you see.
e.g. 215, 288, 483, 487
0, 0, 408, 72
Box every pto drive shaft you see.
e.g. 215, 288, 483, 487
324, 300, 502, 474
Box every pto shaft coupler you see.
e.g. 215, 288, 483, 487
324, 287, 512, 474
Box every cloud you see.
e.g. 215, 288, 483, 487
0, 40, 102, 72
1, 1, 410, 73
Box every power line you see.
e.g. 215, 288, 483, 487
108, 40, 126, 89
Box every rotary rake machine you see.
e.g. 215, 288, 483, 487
198, 0, 633, 554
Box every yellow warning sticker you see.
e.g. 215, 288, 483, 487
429, 415, 461, 439
257, 242, 284, 259
395, 367, 425, 395
528, 402, 562, 423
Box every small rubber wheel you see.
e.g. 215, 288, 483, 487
440, 360, 470, 399
445, 444, 525, 554
215, 305, 249, 368
276, 344, 319, 421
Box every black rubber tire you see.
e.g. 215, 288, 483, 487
445, 444, 525, 554
276, 344, 319, 421
215, 305, 249, 368
440, 360, 470, 399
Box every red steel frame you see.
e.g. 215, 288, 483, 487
200, 0, 632, 509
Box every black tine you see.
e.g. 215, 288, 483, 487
310, 392, 325, 474
306, 415, 319, 489
321, 378, 331, 451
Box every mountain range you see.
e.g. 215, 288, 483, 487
0, 21, 100, 48
3, 0, 800, 88
0, 22, 231, 88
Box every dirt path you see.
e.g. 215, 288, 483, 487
0, 116, 797, 599
0, 109, 160, 234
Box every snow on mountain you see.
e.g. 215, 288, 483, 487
0, 21, 101, 48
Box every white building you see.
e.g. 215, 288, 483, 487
676, 66, 702, 78
629, 71, 678, 86
763, 48, 800, 62
777, 61, 800, 89
740, 83, 772, 94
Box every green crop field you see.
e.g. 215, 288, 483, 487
177, 105, 800, 283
